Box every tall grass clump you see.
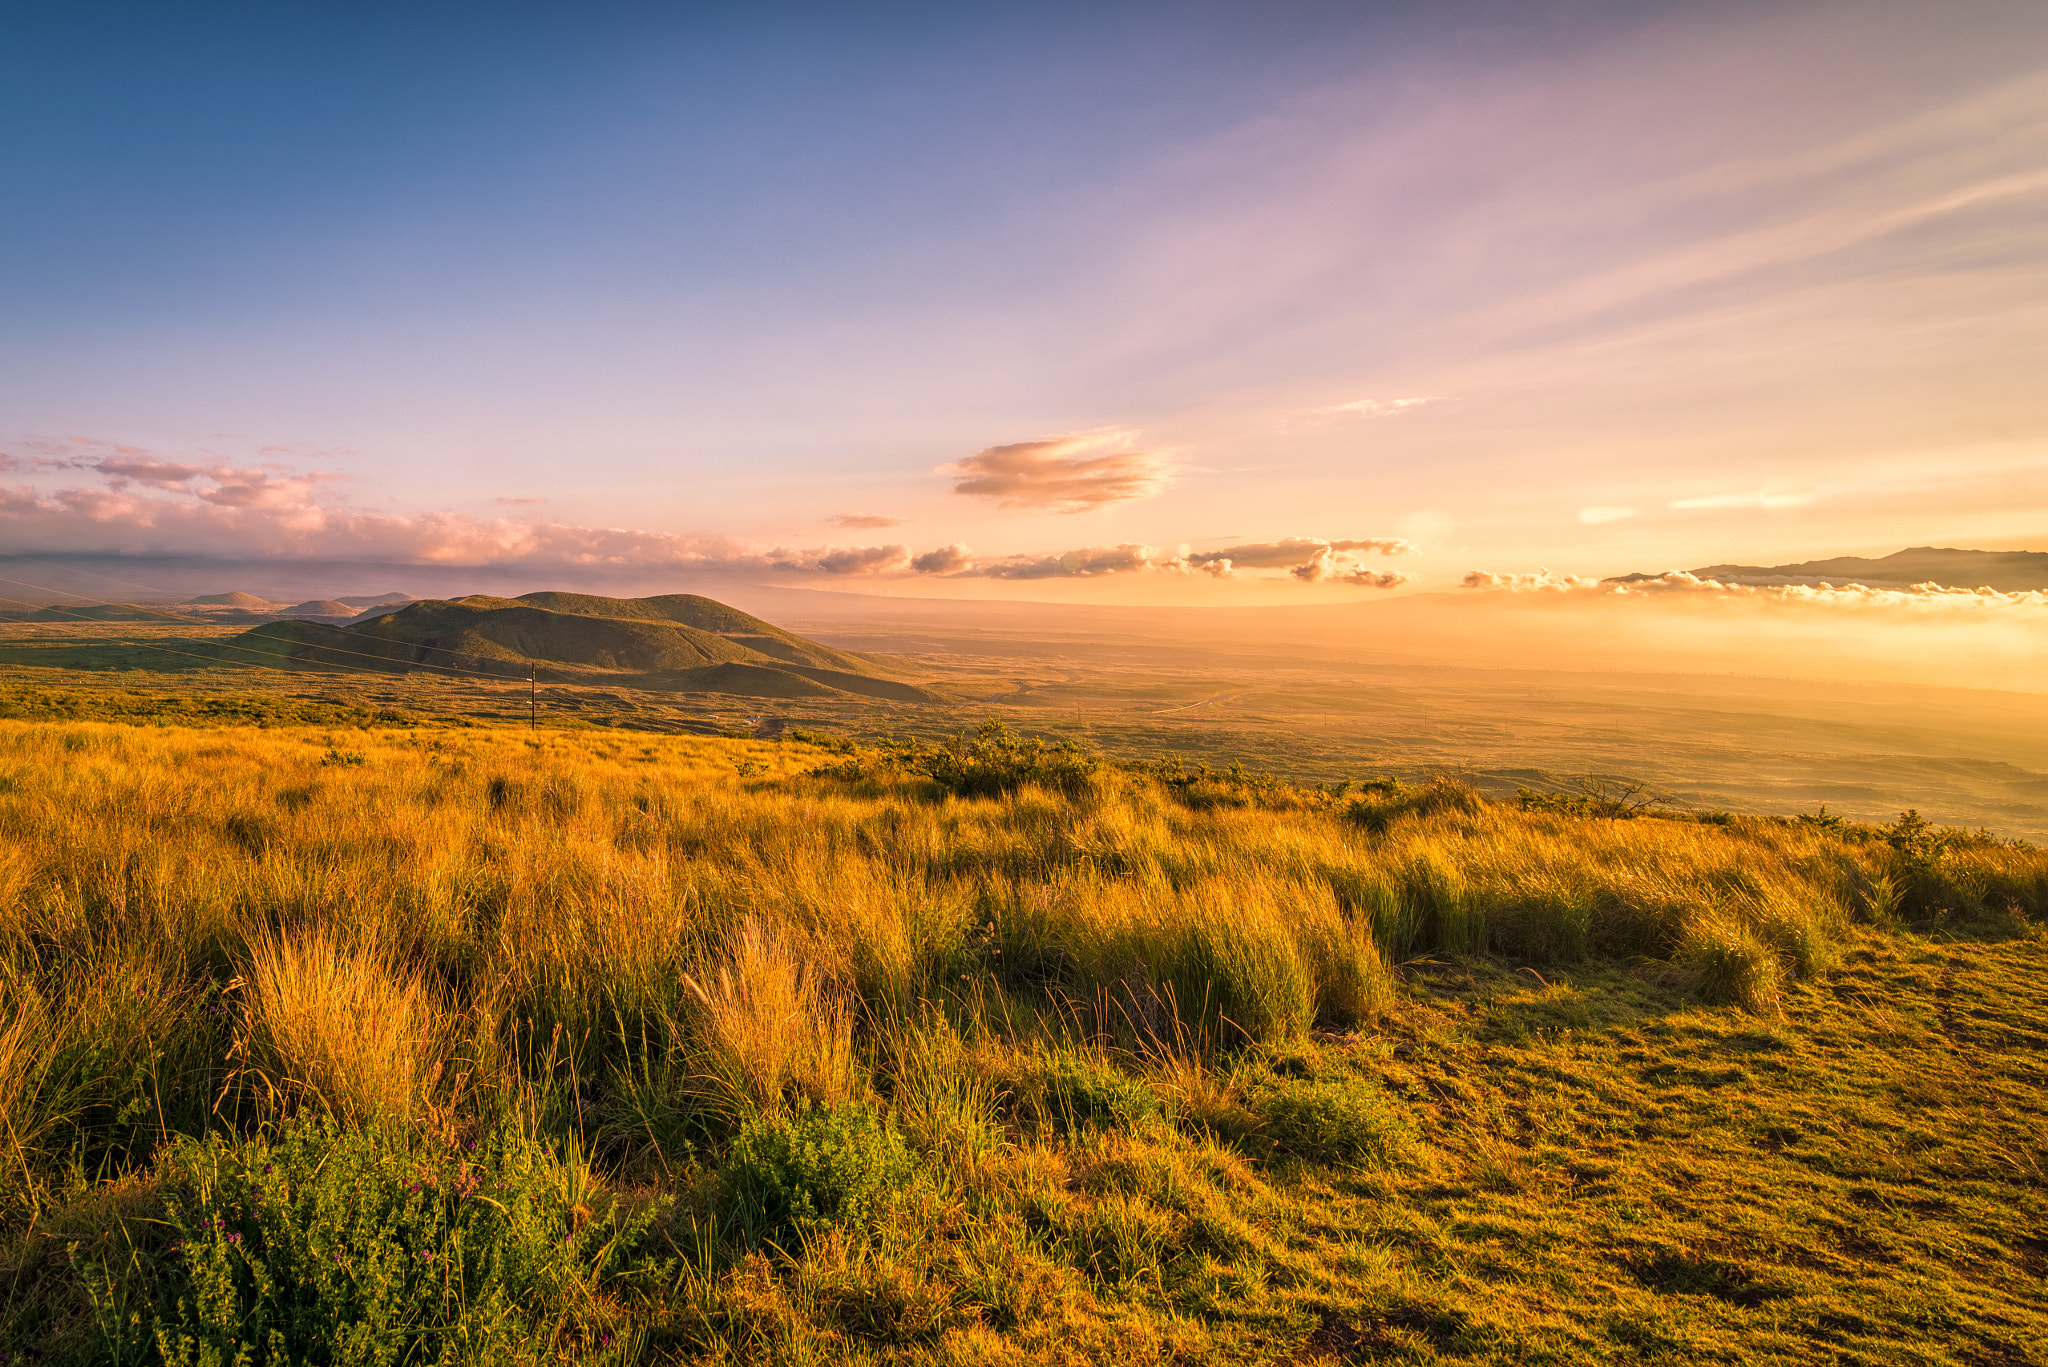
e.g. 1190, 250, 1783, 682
679, 921, 856, 1119
241, 932, 450, 1126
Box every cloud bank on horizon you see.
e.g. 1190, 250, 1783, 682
0, 436, 1419, 590
1460, 567, 2048, 616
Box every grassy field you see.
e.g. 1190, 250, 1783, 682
0, 716, 2042, 1364
8, 610, 2048, 842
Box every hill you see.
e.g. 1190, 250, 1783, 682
1611, 545, 2048, 591
280, 599, 360, 616
229, 591, 940, 701
511, 590, 885, 673
18, 603, 205, 624
184, 590, 276, 607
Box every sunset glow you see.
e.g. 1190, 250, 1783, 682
1, 2, 2042, 604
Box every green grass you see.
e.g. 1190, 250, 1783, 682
0, 681, 429, 728
0, 717, 2041, 1363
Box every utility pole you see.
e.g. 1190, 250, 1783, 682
530, 665, 537, 732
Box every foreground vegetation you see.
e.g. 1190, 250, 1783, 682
0, 718, 2042, 1363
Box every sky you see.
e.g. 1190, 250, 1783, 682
2, 0, 2045, 605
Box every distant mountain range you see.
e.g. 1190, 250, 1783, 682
1609, 546, 2048, 592
0, 589, 423, 626
233, 590, 940, 702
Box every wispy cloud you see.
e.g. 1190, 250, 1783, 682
810, 544, 909, 575
0, 440, 910, 575
961, 537, 1412, 586
826, 512, 906, 529
1668, 490, 1816, 512
973, 543, 1160, 579
497, 496, 546, 506
1578, 506, 1638, 524
1186, 536, 1411, 571
1459, 568, 1601, 592
1317, 397, 1435, 418
940, 431, 1170, 513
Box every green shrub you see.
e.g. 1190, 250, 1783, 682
1350, 776, 1483, 833
132, 1116, 662, 1366
818, 721, 1100, 799
1674, 916, 1784, 1013
1251, 1074, 1417, 1168
1035, 1053, 1162, 1135
721, 1101, 916, 1248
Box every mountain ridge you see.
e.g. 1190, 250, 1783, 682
229, 590, 940, 702
1609, 546, 2048, 592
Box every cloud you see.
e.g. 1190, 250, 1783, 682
1317, 397, 1435, 418
1179, 535, 1414, 587
940, 431, 1170, 512
0, 450, 920, 577
1460, 568, 1603, 592
1187, 536, 1411, 570
0, 443, 1412, 595
1464, 567, 2048, 614
1600, 571, 2048, 609
954, 538, 1411, 587
90, 454, 346, 511
1667, 490, 1817, 511
910, 542, 975, 574
976, 543, 1160, 578
811, 544, 910, 575
1578, 506, 1638, 524
827, 512, 907, 529
94, 457, 210, 490
1289, 547, 1412, 588
497, 496, 546, 506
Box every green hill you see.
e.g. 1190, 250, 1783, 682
229, 591, 939, 701
511, 590, 884, 673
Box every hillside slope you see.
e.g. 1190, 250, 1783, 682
512, 590, 884, 673
230, 591, 940, 700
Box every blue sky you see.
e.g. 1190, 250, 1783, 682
3, 1, 2045, 602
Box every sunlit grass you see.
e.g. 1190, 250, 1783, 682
0, 717, 2042, 1362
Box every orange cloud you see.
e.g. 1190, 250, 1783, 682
940, 431, 1170, 512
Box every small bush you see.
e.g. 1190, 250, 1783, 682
132, 1115, 663, 1366
1251, 1073, 1417, 1168
1350, 776, 1483, 833
1035, 1053, 1163, 1135
721, 1101, 916, 1248
1674, 916, 1784, 1013
819, 720, 1100, 798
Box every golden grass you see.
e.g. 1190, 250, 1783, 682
241, 930, 449, 1125
2, 718, 2045, 1361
